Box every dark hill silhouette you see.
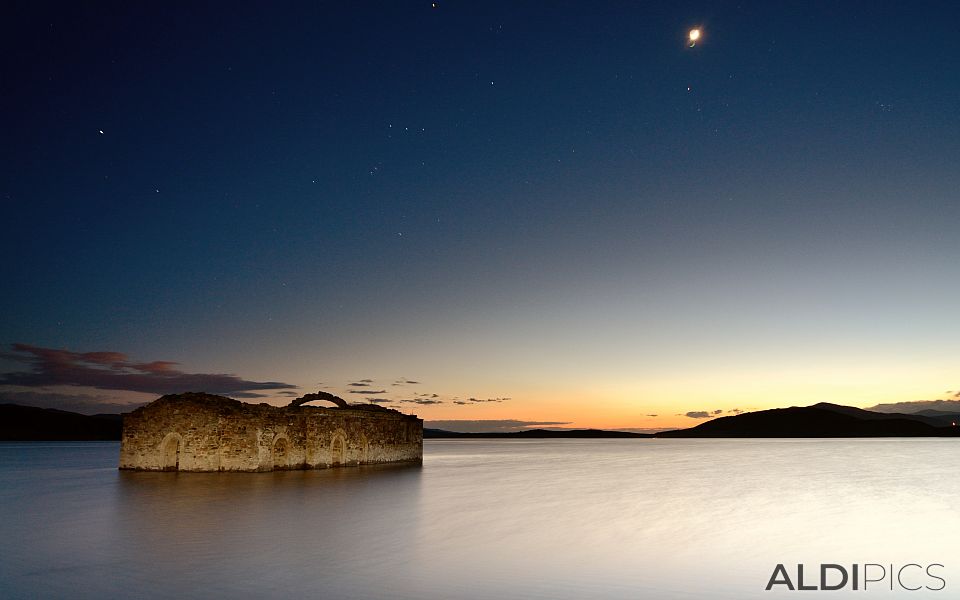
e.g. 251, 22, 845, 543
656, 405, 960, 438
0, 404, 122, 440
5, 401, 959, 441
910, 409, 960, 425
915, 409, 959, 416
808, 402, 949, 426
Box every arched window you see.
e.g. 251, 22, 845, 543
359, 433, 369, 464
160, 433, 181, 471
273, 436, 290, 469
331, 435, 345, 466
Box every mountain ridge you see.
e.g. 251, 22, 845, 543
3, 402, 958, 440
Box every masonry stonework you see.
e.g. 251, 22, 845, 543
119, 393, 423, 471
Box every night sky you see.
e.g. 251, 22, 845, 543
2, 1, 959, 430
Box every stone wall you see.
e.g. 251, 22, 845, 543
119, 393, 423, 472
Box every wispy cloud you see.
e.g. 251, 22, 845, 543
0, 343, 296, 397
347, 389, 387, 395
681, 408, 728, 419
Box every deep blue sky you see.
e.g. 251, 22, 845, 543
2, 1, 959, 426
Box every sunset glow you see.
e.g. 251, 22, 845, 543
2, 2, 958, 434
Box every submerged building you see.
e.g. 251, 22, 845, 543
119, 392, 423, 472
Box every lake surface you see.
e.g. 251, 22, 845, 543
1, 439, 958, 599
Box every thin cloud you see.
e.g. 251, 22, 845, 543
347, 382, 371, 387
684, 411, 712, 419
0, 343, 296, 397
398, 398, 444, 405
348, 389, 386, 395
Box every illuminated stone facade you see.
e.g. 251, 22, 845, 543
119, 393, 422, 471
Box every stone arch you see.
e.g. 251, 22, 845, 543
272, 434, 291, 470
330, 429, 347, 466
159, 432, 183, 471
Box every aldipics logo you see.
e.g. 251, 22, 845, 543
765, 564, 946, 592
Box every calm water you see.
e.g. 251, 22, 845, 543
1, 439, 958, 599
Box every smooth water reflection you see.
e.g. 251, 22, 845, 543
1, 439, 958, 599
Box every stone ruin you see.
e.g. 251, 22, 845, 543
119, 391, 422, 472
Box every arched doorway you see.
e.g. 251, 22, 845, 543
160, 434, 181, 471
359, 433, 369, 464
273, 436, 290, 469
331, 435, 345, 466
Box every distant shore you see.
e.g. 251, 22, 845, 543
4, 401, 959, 441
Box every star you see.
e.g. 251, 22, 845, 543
98, 130, 104, 134
688, 28, 702, 47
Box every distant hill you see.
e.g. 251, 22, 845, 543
5, 402, 959, 441
0, 404, 122, 441
656, 404, 959, 438
866, 400, 960, 415
807, 402, 949, 426
911, 409, 960, 424
424, 428, 654, 439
